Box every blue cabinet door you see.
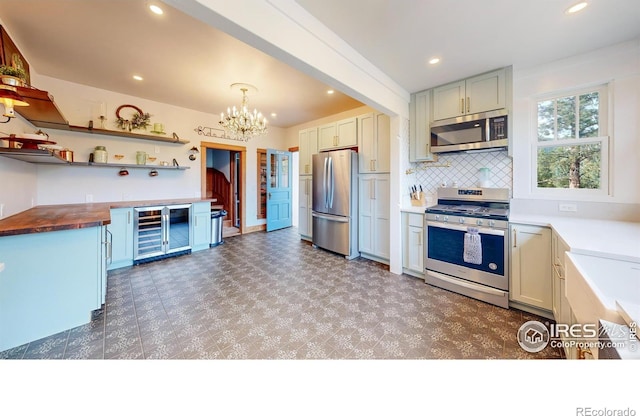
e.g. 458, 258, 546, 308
107, 208, 134, 270
191, 202, 211, 251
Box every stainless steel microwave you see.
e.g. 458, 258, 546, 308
430, 109, 508, 153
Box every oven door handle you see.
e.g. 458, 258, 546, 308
426, 221, 505, 236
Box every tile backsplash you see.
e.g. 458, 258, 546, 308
405, 150, 513, 203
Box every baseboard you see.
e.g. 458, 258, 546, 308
244, 224, 266, 233
509, 301, 554, 320
402, 268, 425, 280
360, 252, 389, 266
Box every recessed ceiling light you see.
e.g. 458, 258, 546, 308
270, 113, 277, 118
149, 4, 164, 15
429, 57, 441, 65
566, 1, 588, 14
133, 75, 143, 81
327, 90, 334, 95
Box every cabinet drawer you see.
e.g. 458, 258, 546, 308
408, 213, 424, 228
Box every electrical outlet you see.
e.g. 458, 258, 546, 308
155, 146, 160, 154
0, 203, 4, 218
122, 193, 131, 201
86, 194, 94, 203
559, 203, 577, 212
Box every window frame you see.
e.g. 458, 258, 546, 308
531, 84, 611, 198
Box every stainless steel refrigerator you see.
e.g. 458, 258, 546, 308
311, 149, 359, 259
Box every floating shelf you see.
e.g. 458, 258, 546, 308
13, 86, 189, 145
66, 125, 190, 145
0, 148, 189, 170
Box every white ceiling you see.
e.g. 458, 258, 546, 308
0, 0, 638, 128
0, 0, 364, 128
295, 0, 640, 93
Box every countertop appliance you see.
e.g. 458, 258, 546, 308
425, 187, 510, 308
311, 149, 359, 259
430, 109, 508, 153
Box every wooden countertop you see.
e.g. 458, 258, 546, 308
0, 198, 218, 237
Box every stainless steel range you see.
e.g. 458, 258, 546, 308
425, 188, 510, 308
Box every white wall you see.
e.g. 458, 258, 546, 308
511, 39, 640, 218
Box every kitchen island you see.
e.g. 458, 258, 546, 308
0, 198, 216, 352
0, 198, 217, 237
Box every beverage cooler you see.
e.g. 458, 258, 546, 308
133, 204, 192, 263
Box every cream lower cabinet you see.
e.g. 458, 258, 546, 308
552, 230, 578, 359
298, 175, 313, 241
358, 174, 389, 263
402, 212, 424, 278
509, 223, 552, 314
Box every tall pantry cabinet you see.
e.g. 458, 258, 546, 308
358, 113, 390, 263
298, 127, 317, 241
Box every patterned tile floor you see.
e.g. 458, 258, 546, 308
1, 227, 561, 360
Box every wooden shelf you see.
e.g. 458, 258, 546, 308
66, 125, 190, 145
14, 85, 68, 128
13, 86, 189, 145
73, 161, 189, 170
0, 148, 189, 170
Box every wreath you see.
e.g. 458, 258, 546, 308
115, 104, 151, 131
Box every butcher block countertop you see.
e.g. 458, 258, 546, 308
0, 198, 217, 237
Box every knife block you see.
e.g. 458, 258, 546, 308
410, 193, 426, 207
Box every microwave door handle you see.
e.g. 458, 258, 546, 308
486, 118, 490, 141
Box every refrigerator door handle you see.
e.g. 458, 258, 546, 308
312, 211, 349, 223
328, 156, 335, 208
323, 156, 329, 208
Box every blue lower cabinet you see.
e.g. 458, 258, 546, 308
191, 202, 211, 252
107, 208, 134, 270
0, 227, 104, 352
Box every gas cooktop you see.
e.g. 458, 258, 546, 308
425, 188, 510, 220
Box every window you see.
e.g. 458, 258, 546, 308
534, 85, 609, 195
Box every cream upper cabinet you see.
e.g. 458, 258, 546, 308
318, 117, 357, 151
509, 223, 552, 312
298, 127, 318, 175
358, 112, 390, 173
409, 90, 436, 162
432, 68, 507, 120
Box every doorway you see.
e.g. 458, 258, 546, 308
200, 141, 246, 236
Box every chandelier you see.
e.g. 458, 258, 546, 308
219, 83, 267, 141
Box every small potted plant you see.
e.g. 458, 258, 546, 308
0, 65, 26, 87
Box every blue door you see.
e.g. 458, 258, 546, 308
266, 149, 292, 232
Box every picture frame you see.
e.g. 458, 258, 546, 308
0, 25, 31, 86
